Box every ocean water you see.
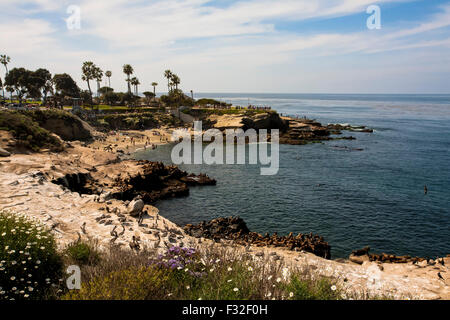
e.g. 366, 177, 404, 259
134, 94, 450, 258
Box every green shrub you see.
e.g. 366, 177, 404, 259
65, 240, 101, 266
284, 276, 341, 300
0, 211, 64, 300
0, 110, 64, 152
23, 109, 78, 124
58, 245, 348, 301
62, 266, 169, 300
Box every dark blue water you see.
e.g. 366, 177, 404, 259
134, 94, 450, 258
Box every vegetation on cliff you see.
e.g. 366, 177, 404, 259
62, 244, 344, 300
0, 110, 64, 152
0, 211, 64, 300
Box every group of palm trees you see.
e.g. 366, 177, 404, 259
0, 54, 11, 98
81, 62, 188, 105
164, 70, 181, 92
1, 55, 185, 105
83, 61, 163, 99
81, 61, 108, 100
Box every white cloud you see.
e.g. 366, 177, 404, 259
0, 0, 449, 93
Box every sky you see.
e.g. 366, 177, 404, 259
1, 0, 450, 94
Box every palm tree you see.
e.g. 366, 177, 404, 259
123, 64, 134, 93
105, 71, 112, 88
95, 67, 103, 97
171, 74, 180, 90
130, 77, 138, 95
135, 78, 140, 95
81, 61, 98, 102
132, 78, 140, 95
0, 77, 4, 99
151, 82, 158, 100
164, 70, 172, 93
0, 55, 11, 75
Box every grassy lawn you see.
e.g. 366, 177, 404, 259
63, 105, 161, 111
185, 107, 275, 116
3, 99, 42, 105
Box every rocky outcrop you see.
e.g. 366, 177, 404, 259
184, 216, 331, 259
52, 172, 93, 194
110, 161, 216, 203
349, 247, 432, 264
0, 147, 10, 157
241, 112, 289, 132
202, 111, 373, 146
26, 110, 94, 141
41, 117, 93, 141
279, 118, 331, 145
327, 124, 374, 134
51, 160, 216, 204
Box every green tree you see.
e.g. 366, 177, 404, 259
171, 74, 180, 90
143, 91, 155, 104
151, 82, 158, 99
1, 55, 11, 100
94, 67, 103, 97
4, 67, 33, 105
81, 61, 98, 103
0, 55, 11, 75
160, 89, 194, 108
98, 86, 113, 96
0, 76, 4, 99
164, 70, 172, 93
123, 64, 134, 94
6, 86, 14, 100
53, 73, 80, 98
130, 77, 140, 95
105, 70, 112, 88
31, 68, 52, 102
104, 91, 119, 105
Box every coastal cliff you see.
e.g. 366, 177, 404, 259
0, 109, 448, 300
190, 110, 370, 145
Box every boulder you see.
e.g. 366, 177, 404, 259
0, 147, 11, 157
417, 260, 428, 267
349, 254, 370, 265
352, 246, 370, 256
128, 198, 145, 217
100, 191, 113, 202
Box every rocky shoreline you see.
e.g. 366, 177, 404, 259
53, 160, 216, 204
184, 216, 331, 259
0, 111, 449, 299
190, 111, 373, 145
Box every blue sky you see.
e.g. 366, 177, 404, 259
1, 0, 450, 93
